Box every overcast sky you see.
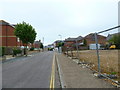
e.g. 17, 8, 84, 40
0, 0, 119, 45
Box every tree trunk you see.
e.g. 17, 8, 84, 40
67, 48, 68, 56
24, 47, 26, 55
23, 44, 28, 56
25, 45, 28, 56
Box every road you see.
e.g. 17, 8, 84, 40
2, 51, 59, 88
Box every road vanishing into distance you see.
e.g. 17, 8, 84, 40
2, 51, 59, 88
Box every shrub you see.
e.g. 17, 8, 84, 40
0, 47, 5, 56
111, 72, 117, 75
30, 47, 34, 51
48, 48, 53, 51
2, 47, 5, 56
13, 48, 22, 56
0, 47, 2, 56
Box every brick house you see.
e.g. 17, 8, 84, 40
0, 20, 18, 47
64, 34, 106, 50
77, 33, 107, 49
0, 20, 39, 54
0, 20, 18, 54
0, 20, 27, 54
33, 41, 41, 49
64, 36, 83, 50
64, 38, 76, 48
84, 33, 106, 46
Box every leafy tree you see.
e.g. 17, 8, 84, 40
14, 21, 37, 55
108, 34, 120, 49
57, 42, 64, 47
56, 42, 64, 53
40, 43, 44, 49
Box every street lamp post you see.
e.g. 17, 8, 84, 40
58, 34, 62, 40
58, 35, 62, 53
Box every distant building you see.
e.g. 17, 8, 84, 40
63, 34, 106, 50
33, 41, 41, 49
54, 40, 63, 47
77, 33, 107, 50
64, 38, 75, 47
82, 33, 106, 46
64, 36, 83, 50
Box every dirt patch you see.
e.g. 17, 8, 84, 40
68, 50, 118, 76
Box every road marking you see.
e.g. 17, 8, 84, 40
50, 53, 55, 89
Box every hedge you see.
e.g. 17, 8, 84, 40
13, 48, 22, 56
0, 47, 5, 56
30, 47, 34, 51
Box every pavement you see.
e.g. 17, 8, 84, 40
2, 51, 55, 88
56, 52, 116, 88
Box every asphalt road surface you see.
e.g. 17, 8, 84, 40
2, 51, 58, 88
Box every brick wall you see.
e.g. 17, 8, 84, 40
0, 24, 18, 47
84, 34, 106, 46
78, 34, 107, 46
64, 41, 75, 47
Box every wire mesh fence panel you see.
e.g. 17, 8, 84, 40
62, 26, 120, 85
96, 27, 119, 77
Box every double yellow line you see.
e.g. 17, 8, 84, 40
50, 54, 55, 90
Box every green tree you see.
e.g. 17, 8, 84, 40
108, 34, 120, 49
40, 43, 44, 49
14, 21, 37, 56
40, 43, 43, 49
57, 42, 64, 47
56, 42, 64, 53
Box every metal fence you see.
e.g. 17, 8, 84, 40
62, 25, 120, 86
95, 26, 120, 73
94, 26, 120, 85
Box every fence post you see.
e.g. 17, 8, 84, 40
70, 47, 73, 59
94, 33, 101, 73
66, 47, 68, 57
75, 39, 79, 60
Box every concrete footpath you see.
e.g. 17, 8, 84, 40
56, 53, 115, 88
